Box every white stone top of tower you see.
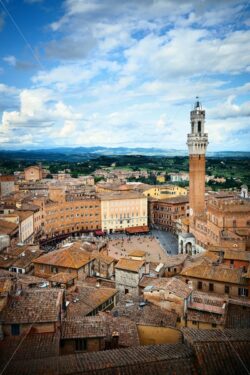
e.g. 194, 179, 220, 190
187, 98, 208, 155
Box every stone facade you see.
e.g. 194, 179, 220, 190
24, 166, 43, 182
115, 260, 148, 296
100, 192, 148, 233
149, 196, 189, 233
0, 176, 15, 197
44, 197, 101, 237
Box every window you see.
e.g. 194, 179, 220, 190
212, 323, 217, 328
198, 121, 201, 132
198, 281, 202, 290
125, 288, 129, 294
209, 283, 214, 292
11, 324, 20, 336
225, 285, 230, 294
51, 266, 58, 273
75, 338, 87, 351
192, 321, 197, 325
238, 288, 249, 297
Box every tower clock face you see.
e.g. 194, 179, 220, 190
190, 208, 193, 216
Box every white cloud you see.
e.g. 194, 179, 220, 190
209, 96, 250, 119
3, 56, 17, 66
1, 0, 250, 150
58, 120, 76, 137
0, 88, 84, 146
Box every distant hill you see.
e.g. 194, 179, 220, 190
0, 147, 249, 161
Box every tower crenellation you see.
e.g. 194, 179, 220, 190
187, 99, 208, 155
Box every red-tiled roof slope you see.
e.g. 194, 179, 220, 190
34, 245, 95, 269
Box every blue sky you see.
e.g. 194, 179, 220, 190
0, 0, 249, 151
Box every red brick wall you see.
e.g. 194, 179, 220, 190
189, 155, 206, 217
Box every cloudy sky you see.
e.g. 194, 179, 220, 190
0, 0, 249, 151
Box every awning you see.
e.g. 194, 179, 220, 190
95, 230, 105, 236
125, 226, 149, 234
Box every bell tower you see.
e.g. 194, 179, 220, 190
187, 98, 208, 218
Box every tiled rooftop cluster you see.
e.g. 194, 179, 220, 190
111, 296, 178, 327
62, 313, 140, 347
0, 288, 63, 323
2, 336, 250, 375
66, 285, 118, 318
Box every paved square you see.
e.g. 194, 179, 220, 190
106, 235, 170, 262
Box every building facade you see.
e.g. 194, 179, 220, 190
44, 195, 101, 237
100, 192, 148, 233
149, 196, 189, 233
0, 176, 15, 197
24, 166, 43, 182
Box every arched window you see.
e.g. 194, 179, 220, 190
198, 121, 201, 133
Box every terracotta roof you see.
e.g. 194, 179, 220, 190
0, 288, 63, 324
33, 245, 95, 269
0, 255, 15, 269
182, 328, 250, 375
0, 332, 60, 370
145, 277, 192, 299
100, 313, 140, 347
15, 210, 33, 222
115, 258, 145, 272
128, 250, 146, 257
0, 269, 47, 287
193, 341, 250, 375
180, 263, 244, 284
0, 176, 15, 182
99, 191, 145, 200
203, 251, 220, 262
62, 317, 106, 339
93, 252, 115, 264
4, 343, 194, 375
139, 275, 158, 288
164, 254, 188, 267
66, 285, 118, 318
112, 297, 177, 327
62, 314, 140, 347
225, 302, 250, 329
11, 249, 44, 269
48, 272, 77, 283
182, 328, 250, 343
19, 204, 40, 212
223, 249, 250, 261
159, 196, 189, 204
0, 219, 18, 235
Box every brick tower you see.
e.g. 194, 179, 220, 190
187, 98, 208, 219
